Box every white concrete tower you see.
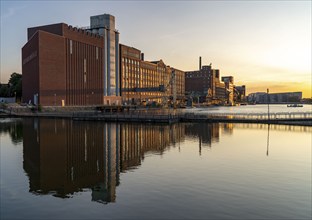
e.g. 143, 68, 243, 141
90, 14, 120, 98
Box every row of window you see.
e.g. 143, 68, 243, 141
69, 40, 99, 61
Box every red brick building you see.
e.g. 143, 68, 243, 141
22, 23, 103, 106
22, 14, 121, 106
22, 15, 184, 107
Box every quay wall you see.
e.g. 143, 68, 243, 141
1, 108, 311, 126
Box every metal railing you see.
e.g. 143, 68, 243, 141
184, 112, 312, 120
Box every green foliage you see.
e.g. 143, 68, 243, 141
0, 72, 22, 99
8, 72, 22, 98
0, 84, 9, 97
0, 121, 23, 145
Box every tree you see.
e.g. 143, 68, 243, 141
8, 72, 22, 98
0, 84, 9, 97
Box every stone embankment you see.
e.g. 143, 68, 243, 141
1, 105, 311, 126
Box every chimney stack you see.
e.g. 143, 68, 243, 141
199, 56, 202, 70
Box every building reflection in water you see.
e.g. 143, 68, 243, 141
23, 118, 120, 204
22, 119, 185, 204
21, 119, 311, 204
120, 123, 185, 170
184, 123, 220, 148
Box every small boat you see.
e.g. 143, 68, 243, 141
287, 104, 303, 107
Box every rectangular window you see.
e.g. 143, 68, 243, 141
84, 59, 86, 73
70, 40, 73, 54
84, 73, 87, 83
96, 47, 99, 60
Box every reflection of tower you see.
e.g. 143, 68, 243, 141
199, 135, 202, 156
23, 120, 186, 203
23, 119, 120, 203
221, 123, 234, 135
92, 123, 120, 203
185, 123, 220, 148
266, 124, 270, 156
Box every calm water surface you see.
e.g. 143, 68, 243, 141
0, 118, 311, 219
183, 104, 312, 115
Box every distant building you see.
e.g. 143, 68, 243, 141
185, 58, 231, 104
221, 76, 234, 105
169, 67, 185, 103
22, 14, 121, 106
210, 69, 226, 104
234, 85, 246, 102
247, 92, 302, 103
185, 58, 212, 102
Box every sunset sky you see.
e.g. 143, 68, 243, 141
1, 1, 311, 97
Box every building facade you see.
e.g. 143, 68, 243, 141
185, 63, 211, 102
221, 76, 234, 105
170, 67, 185, 103
89, 14, 120, 98
247, 92, 302, 103
185, 58, 227, 104
234, 85, 246, 103
185, 58, 246, 105
119, 44, 185, 105
22, 14, 121, 106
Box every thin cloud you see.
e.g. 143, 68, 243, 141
1, 6, 26, 20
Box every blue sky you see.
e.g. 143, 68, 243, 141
1, 0, 311, 97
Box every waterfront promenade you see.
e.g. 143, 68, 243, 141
1, 105, 311, 125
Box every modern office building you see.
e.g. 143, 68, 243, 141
22, 14, 121, 106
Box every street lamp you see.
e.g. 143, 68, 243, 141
267, 88, 270, 120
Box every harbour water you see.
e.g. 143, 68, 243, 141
183, 104, 312, 114
0, 116, 311, 219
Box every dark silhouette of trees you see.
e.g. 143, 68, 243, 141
0, 72, 22, 99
